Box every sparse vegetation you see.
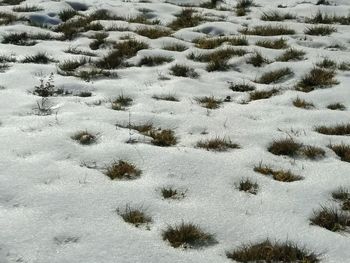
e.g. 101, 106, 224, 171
261, 11, 295, 21
254, 163, 303, 182
162, 222, 215, 248
152, 94, 179, 101
229, 82, 255, 92
105, 160, 141, 180
71, 131, 96, 145
305, 11, 350, 25
196, 137, 240, 151
22, 53, 55, 64
305, 25, 336, 36
168, 9, 203, 30
277, 48, 305, 62
246, 52, 269, 67
296, 67, 338, 92
256, 68, 293, 84
194, 36, 248, 49
161, 187, 185, 199
162, 43, 188, 52
327, 103, 346, 111
315, 124, 350, 136
195, 96, 223, 109
169, 64, 198, 78
238, 178, 258, 194
240, 25, 295, 36
249, 88, 279, 101
149, 129, 177, 146
119, 205, 152, 227
310, 206, 350, 232
293, 97, 314, 109
111, 95, 133, 110
138, 56, 173, 66
227, 239, 320, 262
256, 38, 288, 49
267, 138, 302, 157
328, 143, 350, 162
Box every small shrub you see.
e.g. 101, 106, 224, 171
256, 68, 293, 84
161, 187, 185, 199
169, 64, 198, 78
105, 160, 141, 180
315, 124, 350, 136
135, 27, 171, 39
293, 97, 314, 109
277, 48, 305, 62
240, 25, 295, 36
71, 131, 96, 145
268, 138, 302, 157
149, 129, 177, 147
310, 206, 350, 232
246, 52, 269, 67
327, 103, 346, 111
238, 178, 258, 194
229, 82, 255, 92
195, 96, 223, 109
111, 95, 133, 110
296, 67, 338, 92
254, 163, 303, 182
119, 205, 151, 227
328, 143, 350, 162
138, 56, 173, 66
249, 88, 279, 101
162, 222, 215, 248
196, 137, 240, 151
305, 25, 336, 36
256, 38, 288, 49
227, 239, 320, 262
168, 8, 203, 30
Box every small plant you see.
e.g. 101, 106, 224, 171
293, 97, 314, 109
310, 206, 350, 232
34, 73, 56, 97
71, 131, 96, 145
226, 239, 320, 262
315, 124, 350, 136
249, 88, 279, 101
111, 95, 133, 110
296, 67, 338, 92
161, 187, 185, 199
256, 38, 288, 49
246, 52, 269, 67
229, 82, 255, 92
58, 57, 87, 72
256, 68, 293, 84
332, 187, 350, 201
254, 163, 303, 182
328, 143, 350, 162
316, 58, 337, 69
89, 32, 109, 50
237, 178, 258, 194
300, 145, 325, 160
152, 94, 179, 101
138, 56, 173, 66
105, 160, 141, 180
2, 32, 36, 46
277, 48, 305, 62
162, 43, 188, 52
194, 36, 248, 49
196, 137, 240, 151
327, 103, 346, 111
240, 25, 295, 36
169, 64, 198, 78
58, 9, 78, 22
305, 25, 336, 36
195, 96, 223, 109
118, 205, 152, 227
22, 52, 55, 64
135, 27, 171, 39
162, 222, 215, 248
168, 8, 203, 30
268, 138, 302, 157
261, 11, 295, 21
149, 129, 177, 146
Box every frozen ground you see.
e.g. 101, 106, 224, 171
0, 0, 350, 262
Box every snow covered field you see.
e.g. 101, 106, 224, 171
0, 0, 350, 262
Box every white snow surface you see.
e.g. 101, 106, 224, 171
0, 0, 350, 262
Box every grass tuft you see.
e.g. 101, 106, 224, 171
111, 95, 133, 110
328, 143, 350, 162
256, 68, 293, 84
119, 205, 152, 227
254, 163, 303, 182
196, 137, 240, 151
105, 160, 141, 180
195, 96, 223, 109
268, 138, 302, 157
315, 124, 350, 136
238, 178, 258, 194
327, 103, 346, 111
293, 97, 314, 109
169, 64, 198, 78
277, 48, 305, 62
296, 67, 338, 92
149, 129, 177, 147
71, 131, 96, 145
310, 206, 350, 232
138, 56, 173, 66
168, 8, 203, 30
240, 25, 295, 36
305, 25, 336, 36
229, 82, 255, 92
256, 38, 288, 49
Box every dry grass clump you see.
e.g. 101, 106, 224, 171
315, 124, 350, 136
138, 56, 173, 66
256, 68, 293, 84
111, 95, 133, 110
162, 222, 215, 248
268, 138, 302, 157
327, 103, 346, 111
254, 163, 303, 182
152, 94, 179, 101
168, 8, 203, 30
195, 96, 223, 109
58, 57, 88, 72
162, 43, 188, 52
2, 32, 37, 46
226, 239, 320, 262
235, 0, 255, 16
119, 205, 152, 227
229, 82, 255, 92
118, 122, 154, 135
328, 143, 350, 162
261, 11, 295, 21
238, 178, 258, 194
194, 36, 248, 49
169, 64, 198, 78
105, 160, 141, 180
310, 206, 350, 232
293, 97, 314, 109
300, 145, 325, 160
64, 47, 96, 57
189, 48, 247, 62
149, 129, 177, 146
58, 9, 78, 22
305, 25, 337, 35
196, 137, 240, 151
71, 131, 96, 145
22, 52, 55, 64
0, 11, 20, 25
332, 187, 350, 211
277, 48, 305, 62
296, 67, 338, 92
316, 58, 337, 69
249, 88, 279, 101
135, 27, 171, 39
246, 52, 269, 67
305, 11, 350, 25
240, 25, 295, 36
256, 38, 288, 49
161, 187, 185, 199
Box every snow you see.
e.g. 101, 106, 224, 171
0, 0, 350, 262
